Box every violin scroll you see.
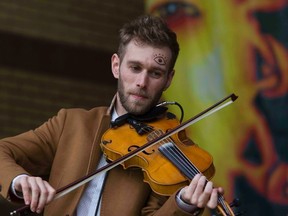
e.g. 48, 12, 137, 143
215, 198, 243, 216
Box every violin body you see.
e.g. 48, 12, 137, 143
101, 112, 215, 196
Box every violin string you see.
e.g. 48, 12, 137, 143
149, 130, 199, 178
160, 142, 200, 178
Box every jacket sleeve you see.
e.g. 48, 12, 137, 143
0, 109, 67, 199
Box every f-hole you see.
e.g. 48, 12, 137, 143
128, 145, 155, 155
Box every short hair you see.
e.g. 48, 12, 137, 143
117, 14, 180, 72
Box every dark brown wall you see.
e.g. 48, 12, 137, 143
0, 31, 117, 138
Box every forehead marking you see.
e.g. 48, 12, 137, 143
153, 53, 168, 65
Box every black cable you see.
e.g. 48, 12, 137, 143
156, 101, 184, 123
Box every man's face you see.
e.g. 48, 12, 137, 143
111, 40, 174, 116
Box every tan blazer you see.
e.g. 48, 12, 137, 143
0, 106, 195, 216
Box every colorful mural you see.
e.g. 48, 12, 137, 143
146, 0, 288, 215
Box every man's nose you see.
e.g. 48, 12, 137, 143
136, 72, 148, 88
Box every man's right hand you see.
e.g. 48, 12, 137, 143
13, 175, 56, 213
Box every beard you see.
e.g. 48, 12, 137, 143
117, 76, 164, 116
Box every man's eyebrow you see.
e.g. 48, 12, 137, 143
127, 60, 167, 72
127, 60, 141, 65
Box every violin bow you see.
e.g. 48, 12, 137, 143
11, 93, 238, 216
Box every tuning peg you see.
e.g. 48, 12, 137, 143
229, 198, 241, 207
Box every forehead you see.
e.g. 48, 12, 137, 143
122, 40, 172, 68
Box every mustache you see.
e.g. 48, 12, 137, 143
129, 90, 149, 98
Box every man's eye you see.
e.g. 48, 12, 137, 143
130, 66, 141, 72
150, 71, 162, 78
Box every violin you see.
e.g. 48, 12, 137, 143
11, 93, 240, 216
101, 112, 216, 196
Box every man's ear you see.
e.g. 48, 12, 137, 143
164, 70, 175, 91
111, 53, 120, 79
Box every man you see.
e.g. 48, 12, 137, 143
0, 15, 223, 216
